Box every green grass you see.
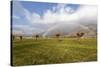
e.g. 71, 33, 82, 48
12, 38, 97, 66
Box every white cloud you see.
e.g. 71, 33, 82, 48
29, 4, 97, 25
13, 1, 32, 23
65, 7, 74, 13
13, 1, 97, 25
41, 4, 97, 36
76, 5, 97, 23
13, 15, 20, 19
12, 1, 97, 36
13, 24, 45, 35
29, 4, 77, 24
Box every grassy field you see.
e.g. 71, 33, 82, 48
12, 38, 97, 66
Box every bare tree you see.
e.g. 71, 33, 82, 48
76, 32, 85, 39
56, 33, 60, 38
56, 33, 61, 41
35, 34, 39, 40
19, 36, 23, 40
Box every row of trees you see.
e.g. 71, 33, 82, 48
12, 35, 23, 40
12, 35, 39, 40
55, 32, 84, 41
12, 32, 85, 40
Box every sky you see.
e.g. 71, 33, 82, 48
12, 1, 97, 36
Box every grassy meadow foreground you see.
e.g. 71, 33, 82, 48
12, 38, 97, 66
